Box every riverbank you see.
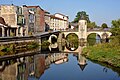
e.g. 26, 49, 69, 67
0, 41, 39, 56
82, 43, 120, 68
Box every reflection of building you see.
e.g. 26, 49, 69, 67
34, 54, 46, 78
45, 53, 68, 66
0, 63, 18, 80
0, 53, 68, 80
55, 57, 68, 64
77, 53, 87, 71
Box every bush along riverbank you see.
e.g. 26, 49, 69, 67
0, 41, 39, 56
82, 37, 120, 68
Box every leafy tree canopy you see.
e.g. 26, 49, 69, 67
101, 23, 108, 28
72, 11, 90, 23
87, 22, 97, 29
111, 19, 120, 36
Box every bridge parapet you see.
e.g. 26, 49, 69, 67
87, 28, 110, 32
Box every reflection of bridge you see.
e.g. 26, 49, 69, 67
63, 46, 84, 53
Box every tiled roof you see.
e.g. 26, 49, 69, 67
49, 15, 67, 21
26, 5, 44, 11
26, 6, 39, 8
54, 13, 69, 18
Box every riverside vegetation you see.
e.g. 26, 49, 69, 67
82, 39, 120, 68
0, 41, 39, 56
82, 19, 120, 68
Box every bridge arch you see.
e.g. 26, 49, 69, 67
48, 34, 57, 44
65, 33, 79, 51
0, 27, 2, 37
63, 32, 79, 39
87, 33, 101, 39
0, 61, 5, 70
87, 31, 112, 39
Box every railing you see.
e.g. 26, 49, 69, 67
0, 36, 37, 44
87, 28, 110, 31
0, 31, 60, 44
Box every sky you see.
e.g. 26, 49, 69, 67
0, 0, 120, 27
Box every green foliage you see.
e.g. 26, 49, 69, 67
66, 33, 79, 49
0, 41, 39, 56
111, 19, 120, 36
101, 23, 108, 28
82, 43, 120, 67
66, 33, 78, 43
87, 22, 97, 28
41, 41, 50, 50
72, 11, 90, 23
87, 33, 96, 46
27, 42, 39, 49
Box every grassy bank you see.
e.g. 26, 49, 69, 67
82, 43, 120, 68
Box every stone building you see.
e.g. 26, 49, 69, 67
0, 5, 25, 36
0, 17, 8, 37
54, 13, 69, 30
45, 13, 69, 31
44, 11, 50, 31
23, 5, 45, 35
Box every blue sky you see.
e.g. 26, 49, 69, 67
0, 0, 120, 27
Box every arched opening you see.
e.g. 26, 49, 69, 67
66, 33, 79, 51
102, 33, 109, 42
51, 36, 57, 44
102, 33, 108, 39
48, 34, 57, 44
62, 33, 65, 39
87, 33, 101, 46
0, 61, 5, 71
0, 28, 2, 37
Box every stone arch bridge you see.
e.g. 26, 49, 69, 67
62, 29, 112, 40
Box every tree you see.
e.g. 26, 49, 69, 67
87, 22, 97, 29
111, 19, 120, 36
110, 19, 120, 45
101, 23, 108, 29
72, 11, 90, 23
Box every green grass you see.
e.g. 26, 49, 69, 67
82, 43, 120, 68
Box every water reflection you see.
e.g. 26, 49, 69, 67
77, 54, 87, 71
0, 43, 120, 80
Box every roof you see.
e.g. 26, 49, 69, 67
45, 14, 67, 21
55, 13, 68, 18
23, 5, 44, 11
44, 10, 50, 14
78, 63, 87, 71
70, 22, 78, 26
50, 15, 67, 21
79, 14, 86, 20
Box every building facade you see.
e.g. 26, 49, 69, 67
45, 13, 69, 31
23, 5, 45, 35
0, 17, 8, 37
0, 5, 25, 37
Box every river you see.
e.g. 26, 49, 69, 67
0, 42, 120, 80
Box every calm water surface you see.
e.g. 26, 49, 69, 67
0, 44, 120, 80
